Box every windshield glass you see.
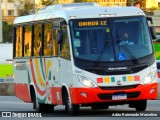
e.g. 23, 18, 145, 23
112, 16, 153, 61
69, 17, 153, 62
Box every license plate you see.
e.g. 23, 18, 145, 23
112, 94, 127, 100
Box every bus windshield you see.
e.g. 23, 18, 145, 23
69, 16, 153, 62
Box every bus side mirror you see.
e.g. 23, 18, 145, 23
147, 17, 153, 24
57, 30, 63, 44
149, 26, 156, 40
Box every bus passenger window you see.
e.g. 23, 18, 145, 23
44, 23, 52, 56
60, 26, 70, 60
24, 26, 32, 57
15, 27, 23, 57
34, 24, 42, 56
53, 29, 58, 56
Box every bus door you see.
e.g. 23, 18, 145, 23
52, 28, 60, 85
58, 25, 72, 87
48, 28, 62, 104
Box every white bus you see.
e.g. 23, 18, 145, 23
13, 3, 159, 115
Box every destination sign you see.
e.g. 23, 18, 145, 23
77, 20, 107, 27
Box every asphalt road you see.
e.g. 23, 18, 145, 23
0, 96, 159, 120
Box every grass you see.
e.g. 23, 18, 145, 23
156, 32, 160, 35
0, 64, 13, 78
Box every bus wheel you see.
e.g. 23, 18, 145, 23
65, 93, 80, 115
135, 100, 147, 111
33, 92, 44, 113
43, 104, 54, 113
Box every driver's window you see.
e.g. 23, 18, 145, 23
53, 29, 58, 56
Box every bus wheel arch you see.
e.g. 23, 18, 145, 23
62, 86, 68, 105
30, 84, 54, 113
61, 85, 80, 115
30, 85, 35, 109
29, 84, 42, 112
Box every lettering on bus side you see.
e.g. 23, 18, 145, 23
16, 63, 27, 70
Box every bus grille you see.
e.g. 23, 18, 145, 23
99, 84, 138, 90
98, 92, 141, 100
85, 65, 148, 75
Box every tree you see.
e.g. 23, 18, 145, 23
2, 21, 13, 43
40, 0, 56, 7
127, 0, 139, 6
74, 0, 95, 3
15, 0, 58, 16
15, 0, 35, 16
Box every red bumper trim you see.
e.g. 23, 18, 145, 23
69, 83, 158, 104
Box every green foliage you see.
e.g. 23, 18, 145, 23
40, 0, 56, 7
16, 0, 35, 16
126, 0, 139, 6
150, 6, 159, 11
2, 21, 13, 43
74, 0, 95, 3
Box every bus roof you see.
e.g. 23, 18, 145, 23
14, 2, 145, 25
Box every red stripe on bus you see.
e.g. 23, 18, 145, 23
14, 83, 31, 103
50, 87, 62, 105
30, 59, 45, 96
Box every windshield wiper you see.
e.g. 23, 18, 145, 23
94, 40, 110, 67
119, 44, 139, 64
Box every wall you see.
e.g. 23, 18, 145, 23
0, 43, 13, 63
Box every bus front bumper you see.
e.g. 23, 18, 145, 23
69, 83, 158, 104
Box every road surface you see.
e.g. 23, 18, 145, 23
0, 96, 159, 120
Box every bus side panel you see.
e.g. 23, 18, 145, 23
14, 59, 31, 103
50, 87, 63, 105
158, 82, 160, 99
29, 58, 63, 105
157, 68, 160, 99
14, 83, 31, 102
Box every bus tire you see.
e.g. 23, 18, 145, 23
43, 104, 54, 113
65, 93, 80, 115
33, 92, 45, 113
33, 94, 54, 113
135, 100, 147, 111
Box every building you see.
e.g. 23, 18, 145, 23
0, 43, 13, 63
1, 0, 35, 24
152, 10, 160, 34
2, 0, 19, 24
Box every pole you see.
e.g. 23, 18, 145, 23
0, 0, 3, 43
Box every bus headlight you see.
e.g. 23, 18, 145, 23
75, 75, 97, 88
141, 71, 157, 84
